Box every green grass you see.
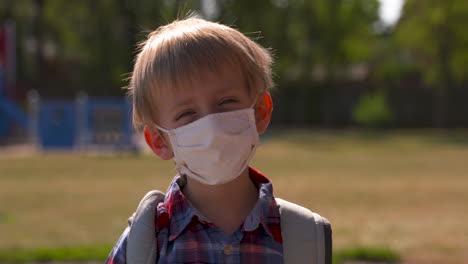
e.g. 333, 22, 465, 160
0, 246, 110, 262
0, 246, 400, 263
1, 130, 467, 263
334, 247, 400, 263
0, 246, 399, 263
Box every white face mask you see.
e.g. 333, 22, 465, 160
154, 101, 259, 185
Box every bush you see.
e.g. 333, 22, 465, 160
352, 90, 393, 128
334, 247, 401, 263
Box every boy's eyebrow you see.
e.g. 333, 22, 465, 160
170, 87, 234, 108
169, 97, 194, 112
165, 77, 243, 112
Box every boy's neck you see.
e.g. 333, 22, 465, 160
182, 167, 259, 235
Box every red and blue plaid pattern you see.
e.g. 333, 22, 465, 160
105, 167, 283, 263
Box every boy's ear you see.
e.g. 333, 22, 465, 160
144, 125, 174, 160
254, 92, 273, 134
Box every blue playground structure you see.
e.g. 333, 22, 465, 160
1, 91, 135, 151
1, 21, 26, 140
1, 21, 134, 151
0, 92, 29, 138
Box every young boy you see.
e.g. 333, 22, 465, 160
106, 17, 331, 264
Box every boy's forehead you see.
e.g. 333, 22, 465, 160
157, 62, 246, 95
151, 62, 250, 109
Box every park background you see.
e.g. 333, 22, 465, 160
0, 0, 468, 263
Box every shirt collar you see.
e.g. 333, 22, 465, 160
245, 167, 282, 243
158, 175, 198, 241
157, 167, 282, 243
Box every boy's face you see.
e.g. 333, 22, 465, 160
157, 64, 253, 130
144, 63, 273, 160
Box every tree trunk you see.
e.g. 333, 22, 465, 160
433, 10, 453, 128
34, 0, 45, 93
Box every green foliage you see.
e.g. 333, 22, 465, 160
375, 60, 421, 83
393, 0, 468, 126
334, 247, 401, 263
352, 90, 393, 128
0, 246, 112, 262
3, 0, 200, 97
3, 0, 383, 100
395, 0, 468, 85
3, 0, 467, 127
285, 0, 380, 80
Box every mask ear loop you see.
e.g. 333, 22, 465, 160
150, 123, 171, 151
250, 92, 263, 109
152, 123, 170, 133
151, 123, 183, 172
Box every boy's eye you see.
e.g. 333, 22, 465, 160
220, 98, 239, 105
176, 111, 195, 121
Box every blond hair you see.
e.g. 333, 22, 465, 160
127, 17, 274, 129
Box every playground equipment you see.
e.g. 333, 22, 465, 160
1, 21, 135, 151
28, 92, 135, 150
0, 21, 24, 140
1, 91, 135, 151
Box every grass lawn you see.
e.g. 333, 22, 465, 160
1, 130, 467, 263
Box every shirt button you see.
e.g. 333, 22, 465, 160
223, 245, 233, 255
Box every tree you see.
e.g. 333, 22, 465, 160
395, 0, 468, 127
293, 0, 380, 125
2, 0, 201, 97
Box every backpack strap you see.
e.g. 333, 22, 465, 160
126, 190, 165, 264
276, 198, 332, 264
125, 192, 332, 264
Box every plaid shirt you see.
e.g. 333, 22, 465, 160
105, 167, 283, 264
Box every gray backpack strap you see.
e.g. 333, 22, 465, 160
276, 198, 332, 264
126, 190, 165, 264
